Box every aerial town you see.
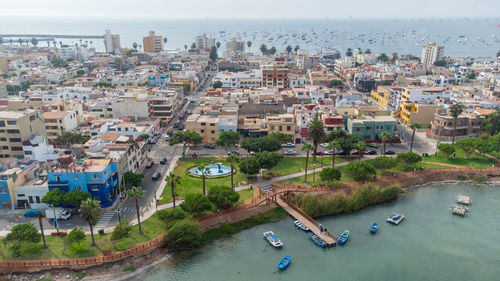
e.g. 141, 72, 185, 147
0, 25, 499, 280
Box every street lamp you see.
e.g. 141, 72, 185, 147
117, 209, 121, 223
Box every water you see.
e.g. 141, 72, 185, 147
189, 164, 231, 177
1, 17, 499, 57
133, 184, 500, 281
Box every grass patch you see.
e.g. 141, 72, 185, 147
423, 148, 498, 168
75, 273, 87, 280
269, 156, 351, 177
123, 265, 136, 272
237, 189, 253, 205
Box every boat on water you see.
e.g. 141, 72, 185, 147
277, 256, 291, 270
387, 213, 405, 225
370, 222, 378, 234
263, 231, 283, 247
338, 230, 349, 245
294, 220, 309, 231
308, 231, 328, 248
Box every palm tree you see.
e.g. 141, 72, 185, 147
127, 186, 145, 235
308, 117, 326, 161
89, 41, 93, 48
302, 143, 315, 184
247, 41, 252, 49
327, 140, 340, 167
450, 103, 464, 147
409, 123, 422, 152
138, 45, 142, 51
165, 172, 181, 208
227, 154, 239, 190
132, 42, 137, 50
79, 199, 102, 246
184, 44, 188, 50
355, 141, 367, 161
199, 164, 211, 195
379, 131, 392, 155
163, 37, 167, 45
17, 38, 23, 46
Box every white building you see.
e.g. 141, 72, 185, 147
104, 29, 121, 54
58, 47, 76, 60
421, 43, 444, 67
22, 134, 60, 162
214, 70, 262, 89
62, 86, 91, 100
195, 34, 215, 50
289, 75, 308, 88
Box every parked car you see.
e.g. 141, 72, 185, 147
203, 143, 216, 149
366, 149, 377, 155
152, 172, 161, 181
351, 150, 365, 155
283, 150, 297, 155
46, 208, 71, 220
313, 151, 323, 155
164, 135, 170, 141
173, 122, 179, 128
320, 143, 329, 148
336, 150, 349, 156
177, 124, 184, 130
282, 143, 295, 148
146, 162, 154, 168
160, 157, 168, 164
179, 114, 185, 119
384, 150, 396, 155
249, 151, 256, 156
24, 209, 44, 217
324, 150, 334, 155
167, 130, 173, 136
228, 150, 240, 155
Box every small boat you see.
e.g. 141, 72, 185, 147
277, 256, 291, 270
370, 222, 378, 234
337, 230, 349, 245
263, 231, 283, 247
386, 213, 405, 225
294, 220, 309, 231
308, 231, 328, 248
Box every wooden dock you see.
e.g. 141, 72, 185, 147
276, 197, 337, 246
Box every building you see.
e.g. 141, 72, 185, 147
195, 34, 215, 50
426, 109, 481, 141
43, 110, 79, 144
0, 110, 46, 160
218, 114, 238, 134
143, 31, 164, 53
346, 115, 398, 141
262, 65, 289, 89
62, 87, 91, 100
148, 73, 170, 88
226, 39, 245, 52
370, 86, 403, 112
266, 114, 295, 138
48, 157, 118, 208
0, 160, 44, 210
22, 134, 60, 162
401, 87, 449, 104
111, 99, 150, 120
421, 43, 444, 67
147, 94, 181, 121
104, 29, 121, 54
186, 114, 219, 144
399, 102, 440, 126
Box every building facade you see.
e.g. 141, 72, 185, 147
346, 115, 398, 141
104, 29, 121, 54
143, 31, 164, 53
0, 110, 46, 160
421, 43, 444, 67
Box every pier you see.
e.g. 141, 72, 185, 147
0, 34, 104, 39
276, 197, 337, 246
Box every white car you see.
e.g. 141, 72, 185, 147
320, 143, 329, 148
283, 150, 297, 155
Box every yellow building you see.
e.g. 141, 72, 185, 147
399, 102, 439, 126
370, 86, 390, 108
0, 110, 46, 159
186, 114, 220, 144
266, 113, 295, 137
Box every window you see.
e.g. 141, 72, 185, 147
9, 138, 21, 143
0, 188, 7, 194
55, 175, 61, 182
24, 151, 32, 155
74, 175, 78, 180
7, 121, 17, 125
92, 174, 100, 179
200, 129, 205, 133
91, 186, 99, 191
11, 147, 23, 151
29, 196, 34, 204
0, 138, 5, 141
211, 130, 215, 134
74, 185, 81, 190
36, 196, 40, 203
210, 123, 215, 127
0, 121, 4, 127
7, 130, 19, 134
17, 194, 25, 197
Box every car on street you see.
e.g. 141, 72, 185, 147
320, 143, 329, 148
179, 114, 185, 119
336, 150, 349, 156
324, 150, 334, 155
146, 162, 154, 168
228, 150, 240, 155
249, 151, 256, 156
152, 172, 161, 181
351, 149, 365, 155
366, 149, 377, 155
173, 122, 179, 128
313, 151, 323, 155
167, 130, 173, 136
282, 143, 295, 148
160, 157, 168, 164
283, 150, 297, 155
164, 135, 170, 141
177, 124, 184, 130
367, 143, 378, 148
24, 209, 44, 217
384, 150, 396, 155
203, 143, 216, 149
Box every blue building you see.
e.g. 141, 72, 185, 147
218, 114, 238, 135
48, 158, 119, 208
148, 73, 170, 88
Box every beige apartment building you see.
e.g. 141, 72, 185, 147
43, 111, 79, 144
186, 114, 220, 144
266, 113, 295, 137
0, 110, 46, 159
143, 31, 164, 53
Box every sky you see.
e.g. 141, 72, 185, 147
1, 0, 499, 19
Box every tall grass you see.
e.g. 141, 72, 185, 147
292, 183, 402, 218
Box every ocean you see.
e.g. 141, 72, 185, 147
0, 17, 499, 57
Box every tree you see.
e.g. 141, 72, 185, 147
488, 134, 500, 157
238, 157, 260, 180
438, 143, 455, 162
157, 208, 188, 225
397, 152, 422, 170
497, 50, 500, 58
345, 161, 376, 181
433, 60, 448, 67
4, 223, 41, 256
17, 38, 23, 46
378, 53, 389, 62
286, 45, 292, 53
165, 172, 181, 208
164, 220, 201, 250
198, 164, 211, 196
127, 186, 145, 235
256, 151, 283, 169
31, 38, 38, 47
163, 37, 168, 45
41, 188, 64, 207
268, 132, 292, 144
260, 44, 268, 55
379, 131, 392, 155
247, 41, 252, 49
308, 117, 326, 161
207, 185, 240, 209
111, 219, 132, 245
180, 193, 213, 215
50, 57, 68, 68
169, 130, 202, 151
216, 41, 221, 49
365, 49, 371, 54
319, 167, 341, 185
79, 199, 102, 246
346, 48, 353, 57
483, 110, 500, 135
329, 79, 343, 89
302, 143, 315, 184
63, 190, 90, 210
226, 154, 239, 190
123, 172, 144, 187
138, 133, 150, 140
55, 132, 89, 146
371, 156, 398, 172
64, 227, 85, 255
213, 80, 223, 88
184, 44, 188, 50
456, 138, 479, 159
409, 123, 422, 152
215, 131, 240, 152
327, 140, 341, 167
209, 46, 218, 61
355, 140, 367, 161
450, 103, 464, 147
293, 45, 299, 52
0, 37, 3, 45
240, 135, 281, 152
190, 42, 196, 50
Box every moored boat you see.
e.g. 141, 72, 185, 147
386, 213, 405, 225
294, 220, 309, 231
263, 231, 283, 247
370, 222, 378, 233
308, 231, 327, 248
338, 230, 349, 245
278, 256, 291, 270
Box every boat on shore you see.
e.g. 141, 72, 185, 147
294, 220, 309, 231
308, 231, 328, 248
277, 256, 291, 270
387, 213, 405, 225
263, 231, 283, 247
338, 230, 350, 245
370, 222, 378, 234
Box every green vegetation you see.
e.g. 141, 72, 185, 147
207, 186, 240, 209
213, 80, 223, 88
126, 186, 145, 235
319, 167, 341, 184
240, 135, 281, 152
50, 57, 68, 68
482, 110, 500, 135
437, 143, 455, 162
111, 219, 132, 246
180, 193, 213, 215
329, 79, 343, 89
55, 132, 90, 146
293, 183, 402, 217
427, 146, 497, 168
345, 161, 376, 181
469, 174, 486, 182
164, 220, 202, 250
123, 265, 136, 272
397, 152, 423, 170
123, 172, 144, 187
215, 131, 240, 152
237, 189, 253, 205
4, 223, 41, 257
79, 199, 103, 246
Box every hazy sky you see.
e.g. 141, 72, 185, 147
1, 0, 499, 19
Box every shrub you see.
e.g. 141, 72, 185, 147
469, 174, 486, 182
345, 161, 376, 181
164, 220, 202, 250
457, 174, 468, 180
207, 185, 240, 209
157, 208, 188, 222
123, 265, 136, 272
180, 193, 213, 215
111, 219, 132, 242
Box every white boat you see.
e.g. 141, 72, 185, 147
263, 231, 283, 247
386, 213, 405, 225
294, 220, 309, 231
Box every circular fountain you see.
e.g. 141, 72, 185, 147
188, 163, 232, 178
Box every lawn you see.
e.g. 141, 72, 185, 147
0, 214, 167, 260
269, 156, 352, 176
237, 189, 253, 205
423, 148, 498, 168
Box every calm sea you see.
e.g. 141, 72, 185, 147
0, 17, 499, 57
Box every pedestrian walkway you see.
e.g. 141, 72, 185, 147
95, 211, 115, 229
422, 161, 463, 168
